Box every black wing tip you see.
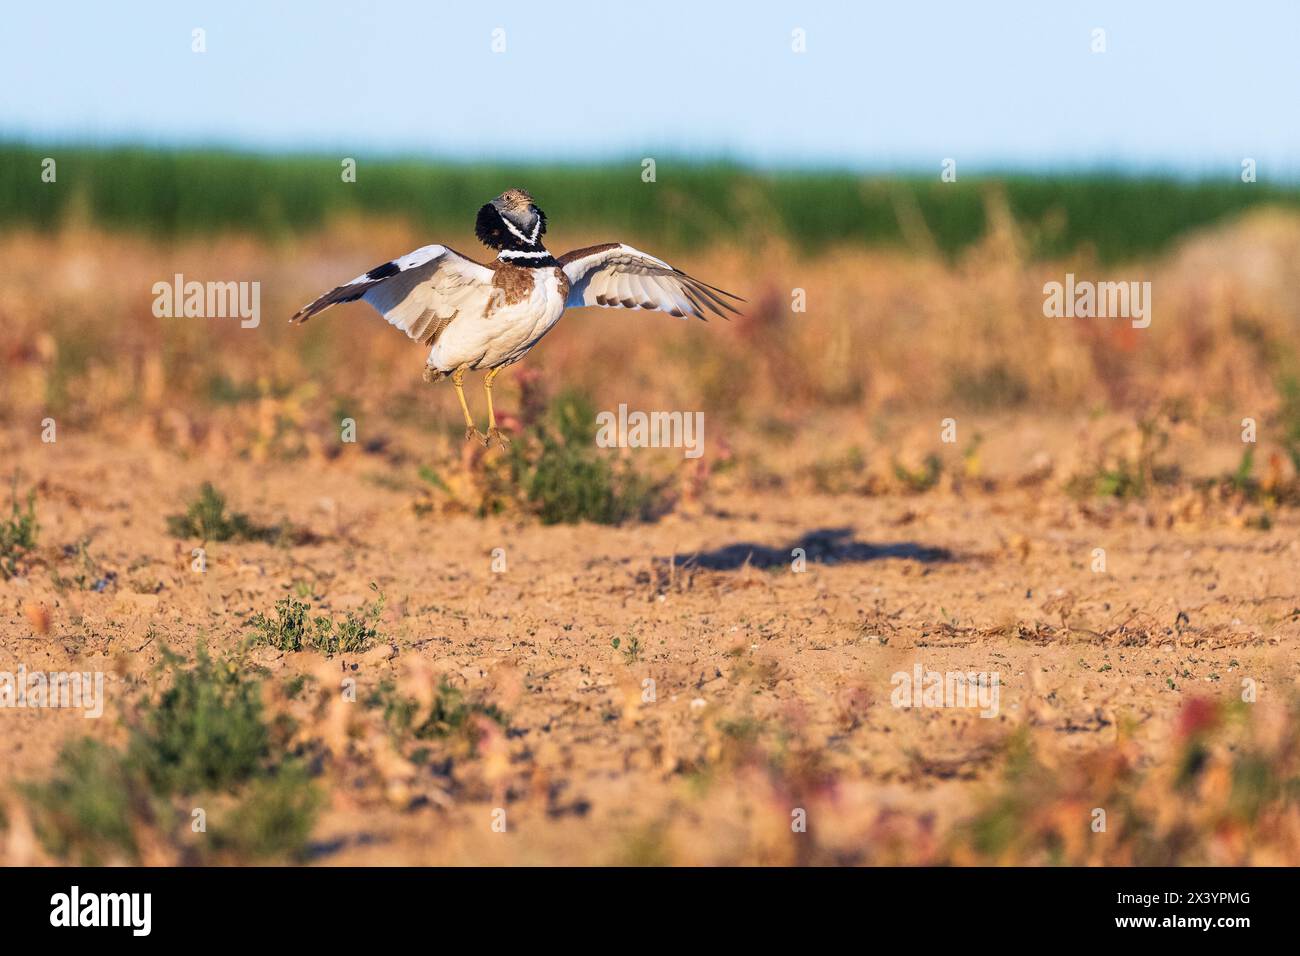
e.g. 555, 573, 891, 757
290, 299, 332, 325
706, 283, 746, 303
683, 279, 742, 320
289, 284, 371, 325
672, 267, 745, 303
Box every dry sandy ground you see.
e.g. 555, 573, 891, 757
1, 422, 1298, 865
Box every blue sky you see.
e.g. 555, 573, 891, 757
2, 1, 1297, 174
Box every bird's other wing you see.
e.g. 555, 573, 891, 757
290, 245, 495, 344
558, 243, 743, 321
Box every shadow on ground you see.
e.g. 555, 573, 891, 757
669, 526, 956, 570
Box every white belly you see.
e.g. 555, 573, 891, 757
427, 269, 567, 372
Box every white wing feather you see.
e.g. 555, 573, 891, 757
290, 245, 494, 343
558, 243, 742, 321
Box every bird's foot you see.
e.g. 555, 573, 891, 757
486, 426, 512, 448
465, 426, 489, 446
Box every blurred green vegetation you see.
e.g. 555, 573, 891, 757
4, 143, 1298, 263
0, 477, 38, 580
23, 646, 320, 864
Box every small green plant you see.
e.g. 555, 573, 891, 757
1245, 511, 1273, 531
368, 678, 507, 743
810, 447, 868, 494
511, 391, 666, 525
1230, 446, 1256, 493
283, 673, 310, 700
166, 482, 276, 542
128, 645, 273, 795
717, 717, 764, 749
893, 454, 943, 492
613, 632, 642, 664
1067, 418, 1180, 500
211, 765, 321, 859
246, 587, 384, 655
417, 465, 452, 494
0, 476, 38, 580
962, 432, 985, 477
23, 647, 319, 864
50, 538, 115, 593
333, 591, 385, 653
1207, 446, 1278, 515
1090, 464, 1141, 498
247, 596, 326, 652
22, 739, 139, 866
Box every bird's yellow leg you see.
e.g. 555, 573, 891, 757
451, 366, 486, 445
483, 366, 510, 447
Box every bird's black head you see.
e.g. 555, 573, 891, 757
475, 188, 548, 251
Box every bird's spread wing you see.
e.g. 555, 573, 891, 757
558, 243, 743, 321
290, 245, 494, 343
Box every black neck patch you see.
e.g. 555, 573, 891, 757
497, 250, 558, 268
475, 203, 548, 252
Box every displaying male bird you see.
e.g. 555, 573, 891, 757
290, 188, 743, 446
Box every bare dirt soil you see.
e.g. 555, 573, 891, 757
3, 421, 1297, 865
4, 215, 1300, 864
